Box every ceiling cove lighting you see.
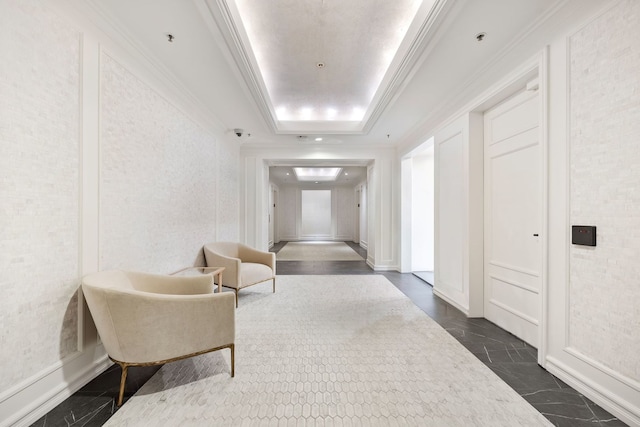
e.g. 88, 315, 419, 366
233, 0, 427, 125
351, 107, 365, 121
293, 167, 342, 182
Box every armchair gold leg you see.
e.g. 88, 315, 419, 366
109, 342, 234, 407
117, 362, 129, 407
230, 344, 235, 377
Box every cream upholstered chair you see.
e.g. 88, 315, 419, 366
82, 270, 235, 406
203, 242, 276, 307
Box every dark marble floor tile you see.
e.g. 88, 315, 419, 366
521, 388, 586, 406
276, 260, 373, 275
31, 365, 161, 427
473, 347, 538, 364
488, 363, 564, 393
30, 396, 114, 427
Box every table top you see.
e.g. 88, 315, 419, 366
170, 266, 225, 277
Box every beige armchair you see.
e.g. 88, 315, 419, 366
82, 270, 235, 406
204, 242, 276, 307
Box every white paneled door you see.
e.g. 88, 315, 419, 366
484, 88, 541, 347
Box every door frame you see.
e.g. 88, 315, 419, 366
471, 46, 549, 367
470, 49, 549, 366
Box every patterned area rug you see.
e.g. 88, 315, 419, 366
106, 276, 550, 426
276, 241, 364, 261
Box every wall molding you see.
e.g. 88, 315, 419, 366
0, 349, 110, 427
487, 298, 539, 326
397, 0, 583, 155
563, 347, 640, 393
546, 356, 640, 427
59, 0, 225, 137
488, 274, 539, 295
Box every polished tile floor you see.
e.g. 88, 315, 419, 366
32, 242, 625, 426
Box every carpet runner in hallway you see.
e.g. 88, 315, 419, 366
105, 275, 550, 426
275, 241, 364, 261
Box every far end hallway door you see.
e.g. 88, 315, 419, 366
484, 88, 541, 347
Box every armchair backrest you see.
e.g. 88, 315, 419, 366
205, 242, 242, 258
82, 270, 231, 363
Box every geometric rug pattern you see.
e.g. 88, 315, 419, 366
105, 275, 551, 426
276, 241, 364, 261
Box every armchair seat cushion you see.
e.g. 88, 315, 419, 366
241, 262, 275, 289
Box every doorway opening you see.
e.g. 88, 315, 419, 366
401, 137, 435, 283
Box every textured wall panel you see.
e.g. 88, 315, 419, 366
0, 0, 80, 390
100, 55, 218, 273
569, 0, 640, 382
216, 137, 240, 242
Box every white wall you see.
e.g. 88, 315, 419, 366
0, 1, 239, 425
275, 184, 356, 241
411, 148, 435, 271
99, 54, 219, 272
0, 0, 82, 400
545, 1, 640, 424
301, 190, 332, 238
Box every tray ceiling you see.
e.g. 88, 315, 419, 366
206, 0, 442, 134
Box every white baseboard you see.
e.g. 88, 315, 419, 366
371, 264, 398, 271
545, 356, 640, 427
0, 345, 110, 427
432, 288, 470, 316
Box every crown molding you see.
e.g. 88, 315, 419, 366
362, 0, 460, 134
75, 0, 227, 135
201, 0, 457, 135
397, 0, 583, 151
202, 0, 277, 130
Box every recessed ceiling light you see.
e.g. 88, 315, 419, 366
294, 167, 342, 182
345, 172, 348, 176
286, 172, 290, 176
315, 181, 319, 184
315, 137, 323, 142
301, 107, 313, 119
